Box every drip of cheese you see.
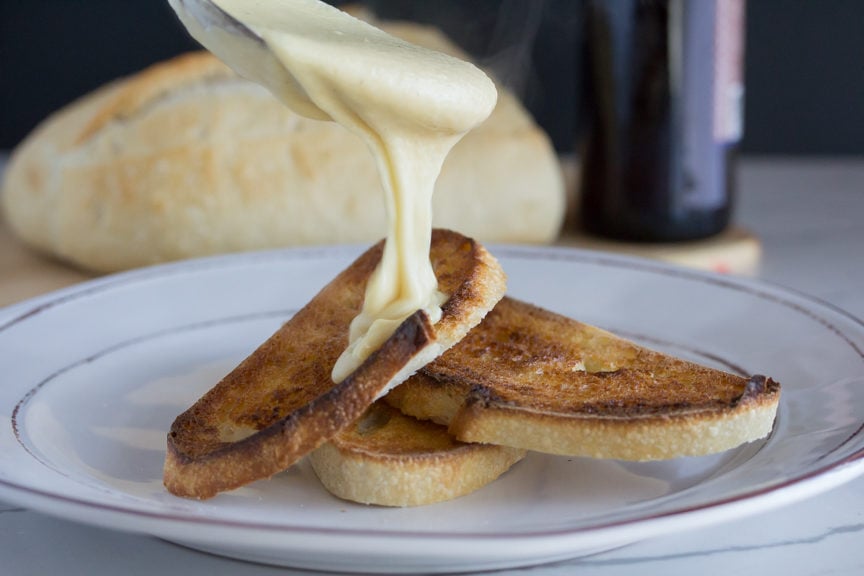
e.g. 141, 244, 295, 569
169, 0, 496, 382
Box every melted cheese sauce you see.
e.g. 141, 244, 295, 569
169, 0, 496, 381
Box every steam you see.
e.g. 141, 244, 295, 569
478, 0, 546, 98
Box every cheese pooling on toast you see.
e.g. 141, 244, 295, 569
169, 0, 497, 382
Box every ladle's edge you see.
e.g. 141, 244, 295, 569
178, 0, 264, 43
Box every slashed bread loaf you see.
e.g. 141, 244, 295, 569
1, 23, 564, 272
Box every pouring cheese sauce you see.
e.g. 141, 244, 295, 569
169, 0, 497, 382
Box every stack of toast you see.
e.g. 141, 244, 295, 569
164, 230, 780, 505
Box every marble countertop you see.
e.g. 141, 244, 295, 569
2, 156, 863, 575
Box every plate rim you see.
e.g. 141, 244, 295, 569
2, 244, 864, 544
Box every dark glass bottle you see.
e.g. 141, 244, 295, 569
579, 0, 746, 242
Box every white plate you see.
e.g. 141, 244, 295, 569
2, 246, 864, 574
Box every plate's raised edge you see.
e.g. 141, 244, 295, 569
2, 244, 864, 542
0, 244, 366, 332
495, 245, 864, 361
3, 243, 864, 362
9, 309, 300, 485
1, 443, 863, 544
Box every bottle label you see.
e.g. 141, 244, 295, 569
713, 0, 745, 143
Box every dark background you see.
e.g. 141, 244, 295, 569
1, 0, 862, 155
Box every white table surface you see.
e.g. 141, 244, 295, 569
2, 156, 863, 575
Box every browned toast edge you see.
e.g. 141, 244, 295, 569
164, 310, 435, 498
163, 229, 507, 498
385, 296, 782, 460
309, 402, 525, 506
449, 375, 780, 459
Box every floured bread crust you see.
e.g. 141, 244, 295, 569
1, 22, 564, 272
164, 229, 506, 499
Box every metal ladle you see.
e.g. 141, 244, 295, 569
167, 0, 331, 121
174, 0, 262, 43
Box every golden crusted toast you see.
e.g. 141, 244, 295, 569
164, 229, 506, 499
386, 297, 781, 460
309, 402, 525, 506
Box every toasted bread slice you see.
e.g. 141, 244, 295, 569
309, 402, 525, 507
164, 230, 506, 499
386, 297, 781, 460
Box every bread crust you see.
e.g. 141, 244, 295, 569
386, 298, 781, 460
164, 229, 506, 499
2, 25, 564, 272
309, 402, 525, 507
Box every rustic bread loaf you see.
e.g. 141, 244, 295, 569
1, 24, 564, 272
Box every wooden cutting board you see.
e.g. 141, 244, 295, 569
0, 218, 93, 308
555, 155, 761, 276
559, 226, 761, 275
